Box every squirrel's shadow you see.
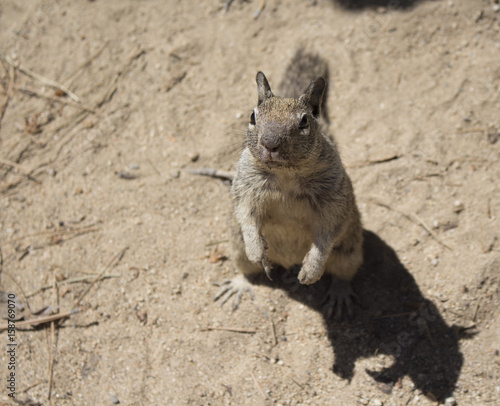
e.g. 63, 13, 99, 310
330, 0, 438, 10
256, 230, 464, 402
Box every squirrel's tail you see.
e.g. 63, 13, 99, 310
278, 48, 330, 123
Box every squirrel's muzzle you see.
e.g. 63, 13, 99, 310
259, 134, 285, 165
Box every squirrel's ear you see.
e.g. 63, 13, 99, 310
256, 72, 273, 105
300, 77, 326, 119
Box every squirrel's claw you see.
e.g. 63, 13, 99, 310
262, 257, 273, 281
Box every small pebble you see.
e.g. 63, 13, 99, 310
453, 201, 465, 213
444, 396, 457, 406
110, 394, 120, 404
373, 400, 383, 406
190, 152, 200, 162
115, 171, 138, 180
487, 131, 499, 144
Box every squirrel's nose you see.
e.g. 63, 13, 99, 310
261, 135, 281, 151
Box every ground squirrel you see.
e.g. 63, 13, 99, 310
216, 49, 363, 318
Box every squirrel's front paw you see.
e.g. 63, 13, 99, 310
298, 258, 324, 285
245, 246, 264, 265
243, 232, 267, 264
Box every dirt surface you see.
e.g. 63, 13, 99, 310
0, 0, 499, 405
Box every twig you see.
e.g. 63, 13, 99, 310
254, 0, 267, 19
73, 246, 128, 309
16, 86, 98, 114
47, 271, 59, 400
368, 197, 454, 251
95, 47, 147, 108
412, 212, 453, 251
0, 157, 36, 178
224, 0, 236, 12
63, 41, 109, 82
289, 376, 304, 390
3, 225, 100, 246
455, 127, 486, 134
0, 64, 14, 129
205, 239, 229, 247
253, 351, 276, 361
22, 379, 46, 393
0, 51, 81, 102
26, 274, 120, 298
187, 168, 235, 181
250, 370, 267, 399
198, 326, 259, 334
47, 323, 55, 399
146, 158, 161, 176
0, 310, 75, 330
472, 297, 481, 322
349, 154, 400, 168
270, 317, 277, 347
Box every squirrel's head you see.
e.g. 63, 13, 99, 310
246, 71, 326, 169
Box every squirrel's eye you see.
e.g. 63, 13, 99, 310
299, 115, 309, 129
250, 112, 256, 125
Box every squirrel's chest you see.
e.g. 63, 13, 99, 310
261, 195, 315, 266
263, 181, 316, 228
260, 175, 320, 224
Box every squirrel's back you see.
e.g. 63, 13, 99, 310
278, 48, 329, 123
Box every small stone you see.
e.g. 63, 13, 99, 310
170, 170, 180, 179
487, 131, 499, 144
453, 201, 465, 213
190, 152, 200, 162
110, 394, 120, 404
115, 171, 138, 180
373, 400, 383, 406
444, 396, 457, 406
129, 163, 140, 170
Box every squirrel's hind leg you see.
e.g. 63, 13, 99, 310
322, 276, 363, 320
214, 222, 263, 311
214, 275, 255, 311
322, 238, 363, 319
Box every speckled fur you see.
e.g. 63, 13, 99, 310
226, 50, 362, 306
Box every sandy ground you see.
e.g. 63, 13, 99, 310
0, 0, 499, 405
